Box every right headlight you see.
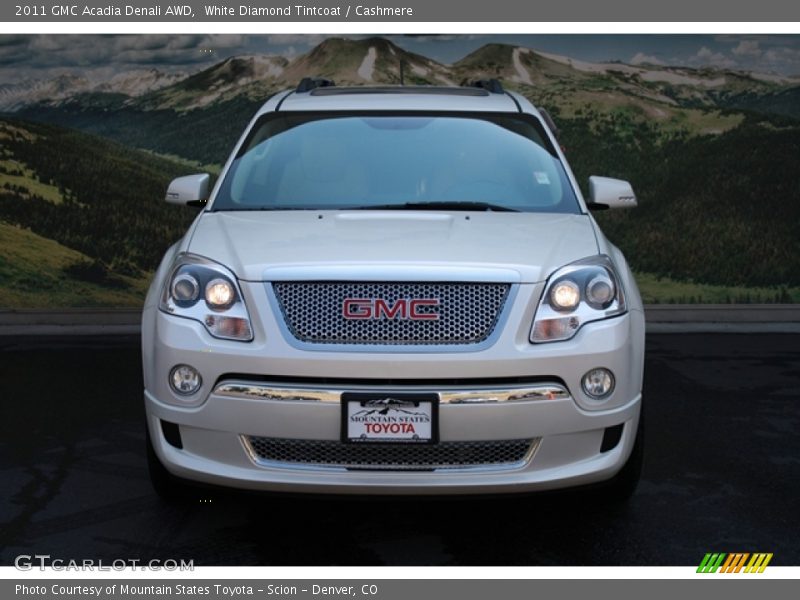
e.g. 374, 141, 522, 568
531, 255, 626, 343
159, 254, 253, 341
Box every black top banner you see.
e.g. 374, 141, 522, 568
5, 0, 800, 22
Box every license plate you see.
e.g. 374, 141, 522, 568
342, 392, 438, 444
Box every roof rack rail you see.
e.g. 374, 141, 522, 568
296, 77, 336, 93
460, 78, 504, 94
539, 108, 559, 138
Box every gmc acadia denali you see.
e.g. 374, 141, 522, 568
142, 78, 645, 500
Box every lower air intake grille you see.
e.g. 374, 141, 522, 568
243, 436, 538, 471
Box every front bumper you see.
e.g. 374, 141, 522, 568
142, 283, 645, 495
146, 387, 640, 495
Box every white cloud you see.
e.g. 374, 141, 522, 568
732, 40, 762, 57
692, 46, 737, 69
762, 46, 800, 71
3, 34, 255, 76
630, 52, 665, 66
710, 36, 800, 75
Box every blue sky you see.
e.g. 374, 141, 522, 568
1, 34, 799, 84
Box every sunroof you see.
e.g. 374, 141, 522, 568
310, 86, 490, 97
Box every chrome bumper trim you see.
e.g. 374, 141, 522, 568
213, 381, 570, 404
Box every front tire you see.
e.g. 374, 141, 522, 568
146, 425, 195, 503
597, 414, 645, 503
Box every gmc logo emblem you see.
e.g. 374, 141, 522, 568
343, 298, 440, 320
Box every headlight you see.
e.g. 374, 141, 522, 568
205, 278, 235, 310
549, 280, 581, 311
171, 273, 200, 304
160, 254, 253, 341
531, 255, 626, 343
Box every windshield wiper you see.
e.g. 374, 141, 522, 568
349, 201, 520, 212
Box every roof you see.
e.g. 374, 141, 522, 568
264, 84, 523, 114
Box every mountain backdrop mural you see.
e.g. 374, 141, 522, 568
1, 35, 799, 307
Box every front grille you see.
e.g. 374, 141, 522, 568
272, 282, 510, 345
243, 437, 538, 471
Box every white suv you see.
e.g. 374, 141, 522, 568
142, 78, 645, 500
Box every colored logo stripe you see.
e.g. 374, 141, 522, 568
697, 553, 773, 573
745, 553, 773, 573
721, 553, 749, 573
697, 553, 726, 573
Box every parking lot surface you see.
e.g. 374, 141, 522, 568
0, 333, 798, 565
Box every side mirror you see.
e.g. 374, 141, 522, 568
587, 176, 637, 210
165, 173, 210, 207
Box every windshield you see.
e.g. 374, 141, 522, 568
212, 112, 581, 213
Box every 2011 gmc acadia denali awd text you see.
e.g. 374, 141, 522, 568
142, 78, 645, 500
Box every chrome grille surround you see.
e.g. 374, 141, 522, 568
242, 437, 540, 472
271, 282, 511, 345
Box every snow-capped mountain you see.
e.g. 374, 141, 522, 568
0, 75, 92, 112
4, 37, 799, 120
93, 68, 187, 97
0, 68, 186, 111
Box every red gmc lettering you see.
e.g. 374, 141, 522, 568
342, 298, 440, 320
374, 298, 405, 319
409, 299, 439, 320
342, 298, 372, 319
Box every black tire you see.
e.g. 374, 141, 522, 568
146, 425, 195, 503
595, 414, 645, 503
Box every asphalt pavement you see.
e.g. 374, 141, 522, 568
0, 333, 798, 566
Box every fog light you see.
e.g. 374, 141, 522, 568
582, 368, 614, 399
170, 364, 202, 395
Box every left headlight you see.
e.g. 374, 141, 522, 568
531, 255, 626, 343
159, 254, 253, 341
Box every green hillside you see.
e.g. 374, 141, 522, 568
0, 221, 150, 307
0, 117, 197, 298
5, 38, 800, 306
549, 107, 800, 288
17, 95, 262, 167
716, 87, 800, 121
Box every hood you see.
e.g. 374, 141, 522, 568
188, 210, 598, 283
